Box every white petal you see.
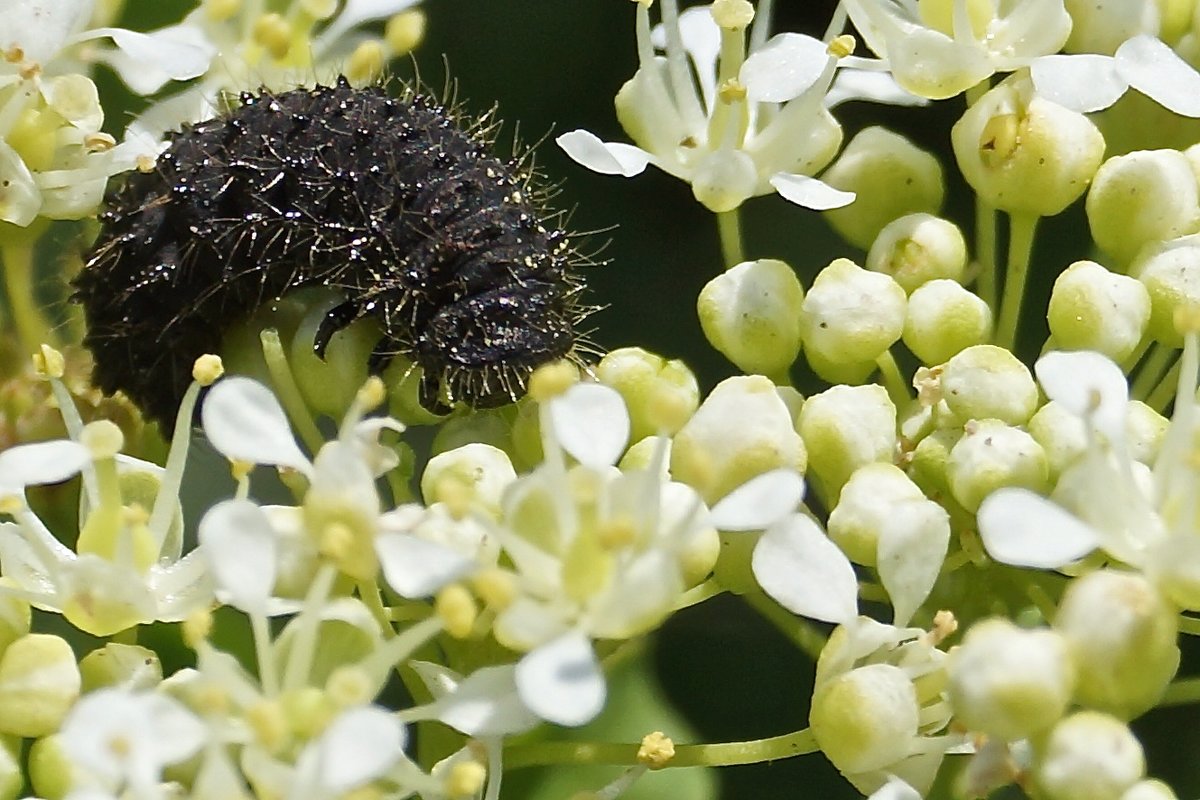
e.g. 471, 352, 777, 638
751, 514, 858, 624
0, 139, 41, 226
977, 488, 1099, 568
876, 501, 950, 627
869, 776, 922, 800
709, 469, 806, 531
827, 67, 929, 108
86, 26, 215, 94
143, 693, 208, 766
429, 664, 540, 737
769, 173, 856, 210
1031, 54, 1126, 113
0, 0, 92, 64
1116, 34, 1200, 117
316, 0, 420, 51
555, 130, 652, 177
741, 33, 829, 103
548, 383, 630, 469
1034, 350, 1128, 441
0, 439, 88, 493
201, 377, 311, 472
375, 532, 473, 598
316, 707, 404, 792
587, 549, 682, 639
198, 500, 277, 614
493, 595, 571, 652
674, 6, 722, 103
515, 631, 605, 727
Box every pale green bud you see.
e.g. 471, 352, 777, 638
1028, 400, 1088, 480
1048, 261, 1152, 361
941, 345, 1039, 425
947, 419, 1048, 512
1063, 0, 1160, 54
619, 436, 671, 473
1035, 712, 1145, 800
810, 663, 919, 775
800, 258, 907, 380
1132, 233, 1200, 347
430, 409, 514, 458
28, 735, 67, 800
1054, 570, 1179, 719
698, 258, 804, 378
953, 74, 1104, 217
597, 347, 700, 440
1125, 400, 1167, 465
0, 587, 29, 659
822, 127, 945, 249
692, 149, 758, 212
1087, 151, 1200, 266
670, 376, 806, 503
289, 290, 379, 418
79, 643, 162, 693
0, 634, 81, 737
903, 279, 993, 365
907, 428, 962, 501
798, 384, 897, 500
0, 736, 17, 800
681, 525, 721, 588
827, 463, 925, 566
1122, 779, 1180, 800
948, 618, 1074, 741
421, 443, 517, 519
866, 213, 967, 293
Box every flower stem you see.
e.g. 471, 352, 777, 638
876, 349, 911, 407
2, 241, 53, 354
742, 589, 826, 661
1146, 357, 1183, 414
1130, 343, 1175, 403
1178, 614, 1200, 636
1159, 676, 1200, 707
994, 212, 1039, 350
259, 328, 325, 454
504, 727, 818, 770
716, 208, 745, 268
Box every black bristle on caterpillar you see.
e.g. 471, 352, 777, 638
73, 77, 590, 430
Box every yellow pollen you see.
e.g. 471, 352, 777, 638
436, 583, 478, 639
718, 79, 747, 104
444, 760, 487, 798
192, 353, 225, 385
638, 731, 676, 768
33, 344, 65, 378
828, 34, 856, 58
252, 13, 293, 60
528, 360, 579, 403
182, 607, 214, 649
979, 113, 1020, 168
136, 154, 157, 173
247, 700, 289, 753
355, 375, 388, 412
711, 0, 754, 29
3, 46, 22, 64
472, 567, 517, 610
84, 132, 116, 153
0, 495, 22, 516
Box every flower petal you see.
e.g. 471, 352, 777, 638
547, 383, 630, 469
741, 33, 829, 103
0, 0, 92, 64
201, 378, 311, 472
376, 532, 473, 598
555, 130, 652, 177
86, 25, 215, 94
752, 514, 858, 624
515, 631, 605, 727
0, 439, 89, 494
426, 664, 540, 737
709, 468, 805, 531
827, 67, 929, 108
876, 500, 950, 627
1034, 350, 1128, 442
1030, 54, 1126, 113
198, 500, 277, 614
977, 487, 1099, 568
1116, 34, 1200, 118
316, 707, 405, 792
769, 173, 855, 210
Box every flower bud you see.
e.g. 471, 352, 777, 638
1125, 400, 1167, 465
1027, 400, 1088, 480
798, 384, 897, 500
1121, 779, 1180, 800
698, 258, 804, 378
1054, 570, 1179, 719
79, 643, 162, 693
421, 443, 517, 520
827, 463, 925, 566
810, 663, 919, 776
1048, 261, 1152, 361
0, 634, 81, 738
800, 258, 906, 381
1132, 234, 1200, 347
866, 213, 967, 293
822, 127, 945, 249
947, 419, 1048, 512
953, 75, 1104, 217
0, 588, 29, 660
670, 376, 806, 503
948, 618, 1074, 740
1088, 150, 1200, 266
941, 345, 1039, 425
906, 428, 962, 502
596, 347, 700, 441
1063, 0, 1160, 54
1035, 712, 1145, 800
28, 735, 70, 800
903, 279, 993, 366
692, 149, 758, 212
289, 290, 379, 418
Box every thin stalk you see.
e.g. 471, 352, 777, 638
742, 590, 826, 661
259, 328, 325, 454
1130, 343, 1175, 403
994, 213, 1039, 350
2, 242, 53, 354
1146, 358, 1183, 414
876, 349, 911, 407
716, 208, 745, 268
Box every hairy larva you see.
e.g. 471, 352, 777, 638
73, 78, 589, 429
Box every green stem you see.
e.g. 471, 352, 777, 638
1158, 676, 1200, 707
357, 578, 396, 639
742, 590, 826, 661
1130, 343, 1175, 404
1145, 357, 1183, 414
994, 212, 1039, 350
504, 727, 818, 770
965, 82, 997, 314
1178, 614, 1200, 636
875, 349, 911, 407
259, 328, 326, 454
673, 579, 725, 611
2, 242, 53, 354
716, 208, 745, 268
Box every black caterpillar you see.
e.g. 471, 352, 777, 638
74, 78, 587, 429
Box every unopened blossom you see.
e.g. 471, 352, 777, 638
1034, 711, 1146, 800
866, 213, 967, 293
697, 258, 804, 378
902, 279, 993, 365
1047, 260, 1151, 361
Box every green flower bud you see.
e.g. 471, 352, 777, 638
866, 213, 967, 293
1048, 261, 1152, 361
947, 419, 1049, 512
1132, 234, 1200, 347
670, 376, 806, 504
618, 435, 670, 473
953, 74, 1104, 217
800, 258, 907, 380
948, 618, 1074, 741
1125, 400, 1167, 465
681, 525, 721, 588
906, 428, 962, 502
0, 586, 29, 660
822, 127, 945, 249
1087, 150, 1200, 266
1028, 400, 1088, 480
79, 643, 162, 693
810, 663, 920, 776
596, 347, 700, 441
903, 279, 993, 365
1054, 570, 1179, 719
289, 290, 380, 418
1121, 779, 1180, 800
798, 384, 897, 500
1063, 0, 1159, 54
941, 345, 1039, 425
430, 409, 514, 457
421, 442, 517, 520
698, 258, 804, 378
0, 735, 17, 800
0, 634, 81, 737
827, 463, 925, 566
28, 735, 70, 800
1035, 712, 1145, 800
